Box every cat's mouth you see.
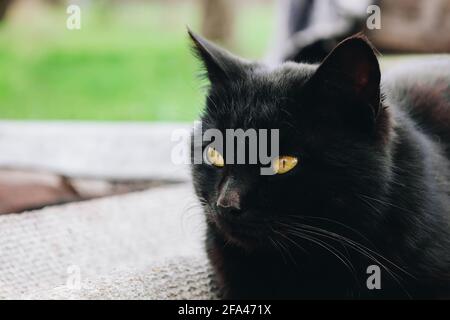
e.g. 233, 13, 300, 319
208, 210, 270, 247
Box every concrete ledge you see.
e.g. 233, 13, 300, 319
26, 256, 217, 300
0, 183, 205, 299
0, 121, 192, 181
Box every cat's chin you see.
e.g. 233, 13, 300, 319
210, 214, 269, 250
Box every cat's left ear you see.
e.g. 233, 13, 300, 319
313, 35, 381, 117
188, 28, 248, 84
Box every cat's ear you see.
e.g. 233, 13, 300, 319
188, 28, 247, 84
313, 35, 381, 117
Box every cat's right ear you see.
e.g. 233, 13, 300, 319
188, 28, 247, 84
312, 35, 381, 117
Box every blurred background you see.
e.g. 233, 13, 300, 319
0, 0, 449, 214
0, 0, 276, 122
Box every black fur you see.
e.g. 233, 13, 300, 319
189, 30, 450, 299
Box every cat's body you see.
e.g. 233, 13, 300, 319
189, 30, 450, 299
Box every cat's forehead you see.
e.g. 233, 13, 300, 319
204, 63, 316, 130
261, 62, 317, 82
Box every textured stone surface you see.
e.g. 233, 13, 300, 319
0, 183, 210, 299
27, 257, 218, 300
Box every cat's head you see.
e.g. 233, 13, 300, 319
189, 30, 393, 249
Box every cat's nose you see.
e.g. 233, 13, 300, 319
216, 177, 243, 214
217, 189, 241, 211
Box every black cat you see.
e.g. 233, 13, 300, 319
189, 29, 450, 299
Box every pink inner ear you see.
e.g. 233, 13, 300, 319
356, 74, 369, 91
354, 63, 371, 93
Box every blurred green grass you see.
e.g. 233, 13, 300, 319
0, 2, 274, 121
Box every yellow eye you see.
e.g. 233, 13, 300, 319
273, 156, 298, 174
206, 147, 224, 167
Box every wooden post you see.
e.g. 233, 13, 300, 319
200, 0, 235, 47
0, 0, 14, 21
